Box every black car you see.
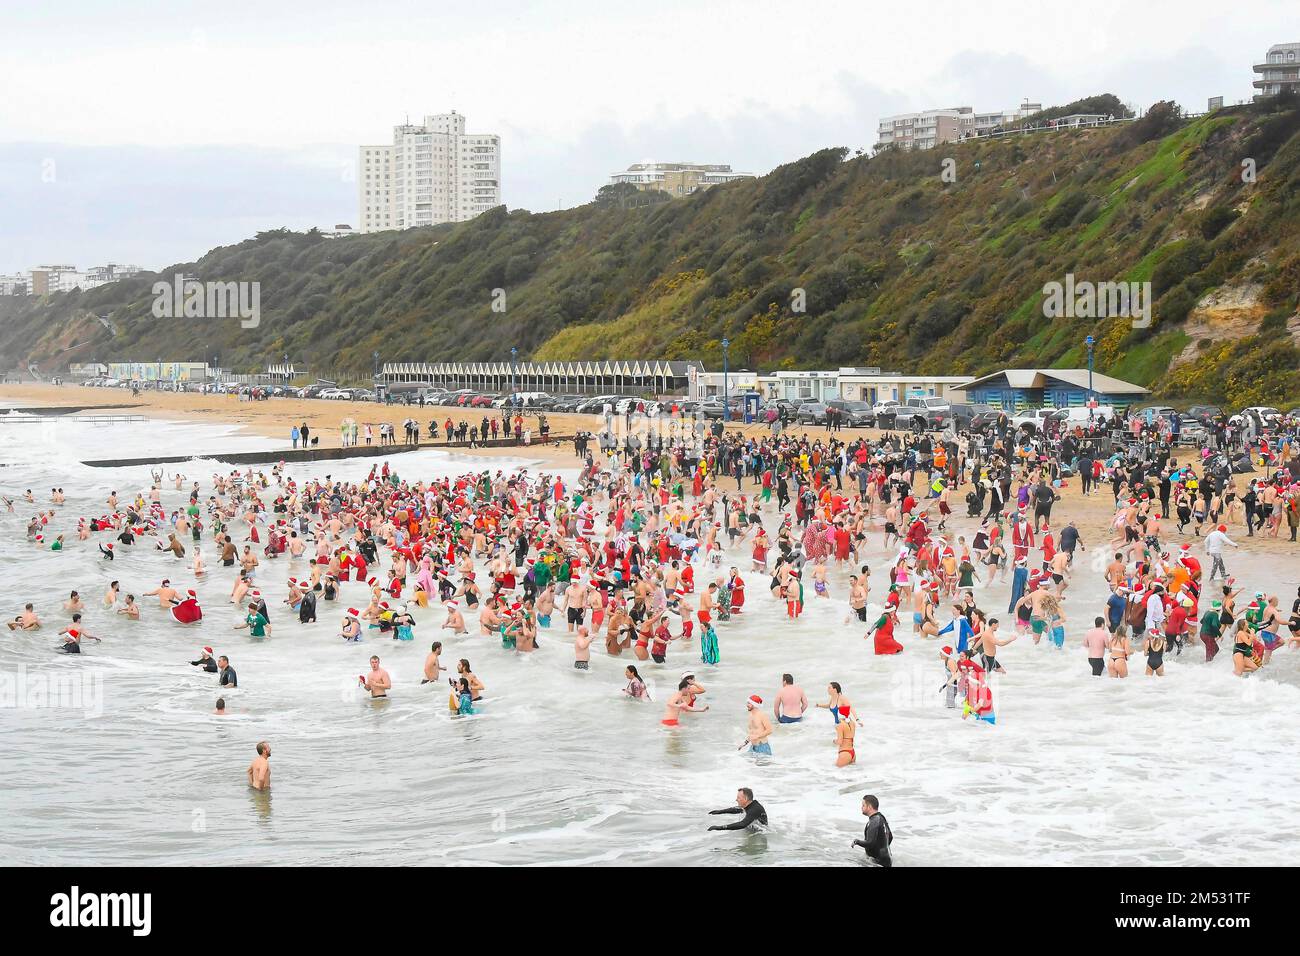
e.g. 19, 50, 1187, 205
969, 407, 1005, 432
1186, 404, 1223, 424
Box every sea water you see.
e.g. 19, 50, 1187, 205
1, 413, 1297, 866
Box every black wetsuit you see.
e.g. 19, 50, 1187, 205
707, 801, 768, 831
191, 656, 219, 673
853, 812, 893, 867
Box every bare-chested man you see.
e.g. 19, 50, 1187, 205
247, 741, 271, 790
360, 655, 392, 698
564, 579, 588, 633
743, 695, 774, 755
144, 579, 179, 609
573, 624, 593, 670
441, 601, 467, 634
662, 678, 710, 726
422, 642, 446, 683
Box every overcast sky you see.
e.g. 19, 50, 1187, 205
1, 0, 1292, 273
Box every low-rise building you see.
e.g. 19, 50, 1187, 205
953, 368, 1148, 412
691, 369, 760, 399
105, 361, 211, 383
836, 369, 973, 404
609, 163, 752, 198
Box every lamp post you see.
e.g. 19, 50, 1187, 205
511, 346, 518, 413
1085, 334, 1095, 418
721, 338, 730, 423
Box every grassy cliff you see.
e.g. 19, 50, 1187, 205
3, 95, 1299, 406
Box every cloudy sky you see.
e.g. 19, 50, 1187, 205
1, 0, 1291, 273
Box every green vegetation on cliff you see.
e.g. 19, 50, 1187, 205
2, 94, 1298, 405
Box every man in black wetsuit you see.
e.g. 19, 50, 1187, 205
191, 646, 219, 673
852, 794, 893, 867
707, 788, 767, 831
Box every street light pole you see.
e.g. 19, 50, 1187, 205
721, 338, 730, 424
511, 346, 518, 413
1085, 334, 1095, 418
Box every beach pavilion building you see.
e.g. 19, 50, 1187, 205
953, 368, 1149, 411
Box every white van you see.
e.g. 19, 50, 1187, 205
1058, 405, 1116, 424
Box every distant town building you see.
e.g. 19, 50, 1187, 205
358, 111, 501, 234
27, 265, 80, 295
1253, 42, 1300, 100
877, 108, 972, 151
0, 274, 29, 295
318, 224, 357, 238
877, 101, 1046, 150
609, 163, 753, 198
83, 263, 142, 288
2, 263, 142, 295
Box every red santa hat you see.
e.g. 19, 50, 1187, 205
203, 646, 213, 654
187, 589, 196, 597
346, 608, 359, 617
747, 694, 763, 707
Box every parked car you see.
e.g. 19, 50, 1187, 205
1056, 405, 1117, 425
1128, 404, 1178, 423
1186, 404, 1223, 424
796, 402, 829, 425
940, 402, 994, 431
833, 400, 875, 427
352, 388, 376, 402
1176, 415, 1208, 445
697, 398, 727, 420
1240, 406, 1282, 426
898, 396, 951, 430
1011, 408, 1062, 432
